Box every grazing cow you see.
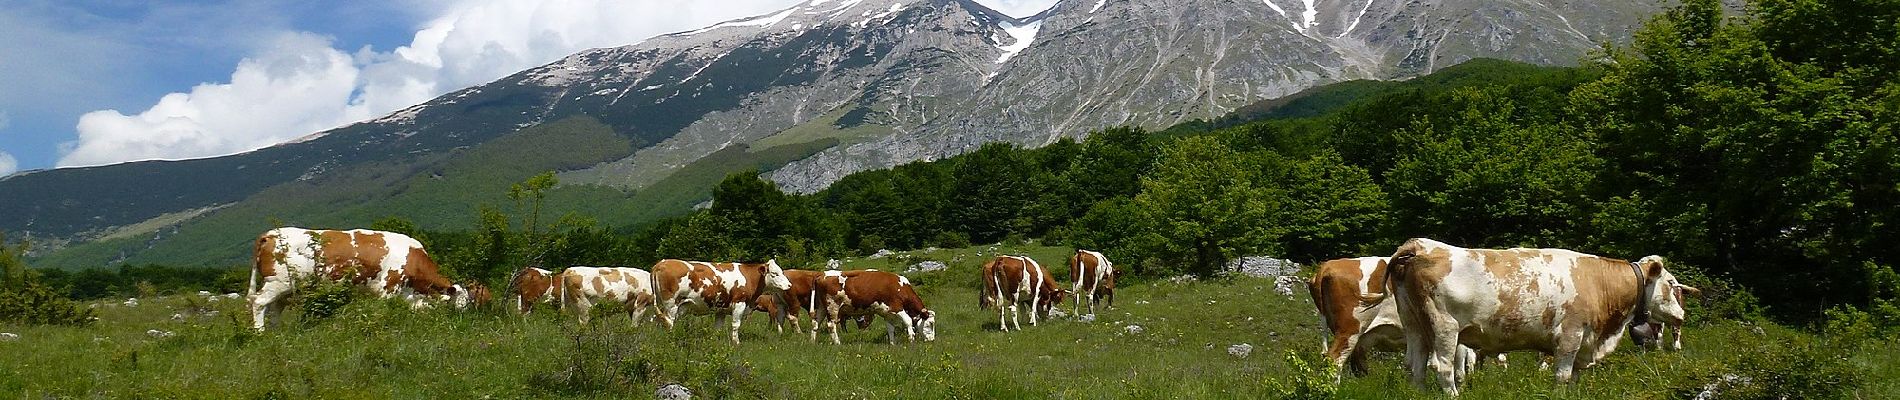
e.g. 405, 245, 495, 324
557, 266, 657, 325
812, 270, 937, 344
249, 227, 468, 331
651, 259, 793, 343
1374, 238, 1698, 394
979, 255, 1067, 331
753, 269, 823, 334
1310, 257, 1494, 380
1069, 250, 1117, 316
507, 267, 558, 314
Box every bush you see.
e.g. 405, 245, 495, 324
0, 282, 96, 326
529, 324, 775, 397
1263, 350, 1338, 400
933, 232, 972, 249
294, 279, 360, 324
1668, 337, 1861, 399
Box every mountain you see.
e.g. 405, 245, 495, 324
1, 0, 1663, 267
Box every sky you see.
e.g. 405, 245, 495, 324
0, 0, 1060, 177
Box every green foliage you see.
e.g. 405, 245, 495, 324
0, 282, 96, 326
1264, 350, 1339, 400
292, 279, 359, 324
1136, 136, 1280, 276
1667, 336, 1863, 399
949, 143, 1038, 244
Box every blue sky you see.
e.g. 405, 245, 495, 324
0, 0, 1057, 176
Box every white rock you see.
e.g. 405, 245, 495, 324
170, 313, 185, 321
1273, 275, 1303, 297
907, 261, 948, 273
1227, 256, 1300, 277
1047, 308, 1068, 319
146, 329, 175, 338
0, 333, 18, 341
196, 291, 211, 296
225, 293, 241, 299
123, 298, 139, 307
868, 249, 896, 259
657, 383, 692, 400
1078, 314, 1097, 323
1228, 343, 1254, 358
1124, 325, 1144, 335
825, 259, 843, 270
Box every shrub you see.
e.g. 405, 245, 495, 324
933, 232, 972, 249
1264, 350, 1338, 400
1668, 338, 1861, 399
294, 278, 360, 324
0, 281, 96, 326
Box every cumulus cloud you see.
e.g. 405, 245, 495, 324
57, 0, 799, 168
56, 0, 1058, 168
0, 151, 16, 177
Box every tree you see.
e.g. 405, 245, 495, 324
948, 143, 1037, 244
1135, 136, 1281, 276
509, 171, 559, 261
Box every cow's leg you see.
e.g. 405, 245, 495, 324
628, 297, 650, 328
826, 302, 844, 345
1668, 323, 1683, 351
1006, 303, 1021, 331
727, 302, 747, 344
1428, 332, 1462, 395
575, 298, 595, 325
250, 280, 292, 331
1552, 330, 1584, 383
657, 299, 679, 330
1325, 331, 1357, 379
1028, 292, 1041, 326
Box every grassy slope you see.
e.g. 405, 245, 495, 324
4, 245, 1893, 398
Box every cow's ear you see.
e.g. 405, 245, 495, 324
1676, 284, 1703, 299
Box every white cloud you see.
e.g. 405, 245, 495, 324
55, 0, 1057, 168
0, 151, 16, 177
57, 0, 799, 168
0, 110, 10, 131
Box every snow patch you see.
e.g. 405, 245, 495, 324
1091, 0, 1108, 13
994, 19, 1044, 64
856, 3, 907, 28
1340, 0, 1374, 37
680, 7, 798, 35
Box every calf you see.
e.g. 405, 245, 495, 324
753, 269, 823, 334
249, 227, 469, 331
1069, 249, 1116, 316
979, 255, 1067, 331
651, 259, 793, 343
1376, 238, 1697, 394
507, 267, 558, 314
558, 266, 656, 326
812, 270, 937, 344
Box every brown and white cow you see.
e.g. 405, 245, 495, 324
557, 266, 657, 325
507, 267, 558, 314
1374, 238, 1697, 394
1069, 249, 1116, 316
1311, 257, 1493, 380
753, 269, 823, 335
651, 259, 793, 344
249, 227, 469, 331
979, 255, 1066, 331
812, 269, 938, 344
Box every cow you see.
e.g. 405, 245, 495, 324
752, 269, 823, 334
507, 267, 558, 314
651, 259, 793, 344
1373, 238, 1698, 394
979, 255, 1067, 331
249, 227, 469, 331
1310, 257, 1495, 380
812, 270, 937, 344
1069, 250, 1117, 316
557, 266, 657, 326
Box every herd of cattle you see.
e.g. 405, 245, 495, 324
247, 227, 1698, 394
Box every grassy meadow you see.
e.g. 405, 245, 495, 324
3, 244, 1894, 398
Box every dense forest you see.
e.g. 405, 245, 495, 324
10, 0, 1897, 328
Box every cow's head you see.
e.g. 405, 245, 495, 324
449, 284, 472, 309
1038, 288, 1069, 317
1630, 255, 1701, 347
761, 259, 792, 292
915, 309, 937, 342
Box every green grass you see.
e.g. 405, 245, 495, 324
5, 245, 1895, 398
